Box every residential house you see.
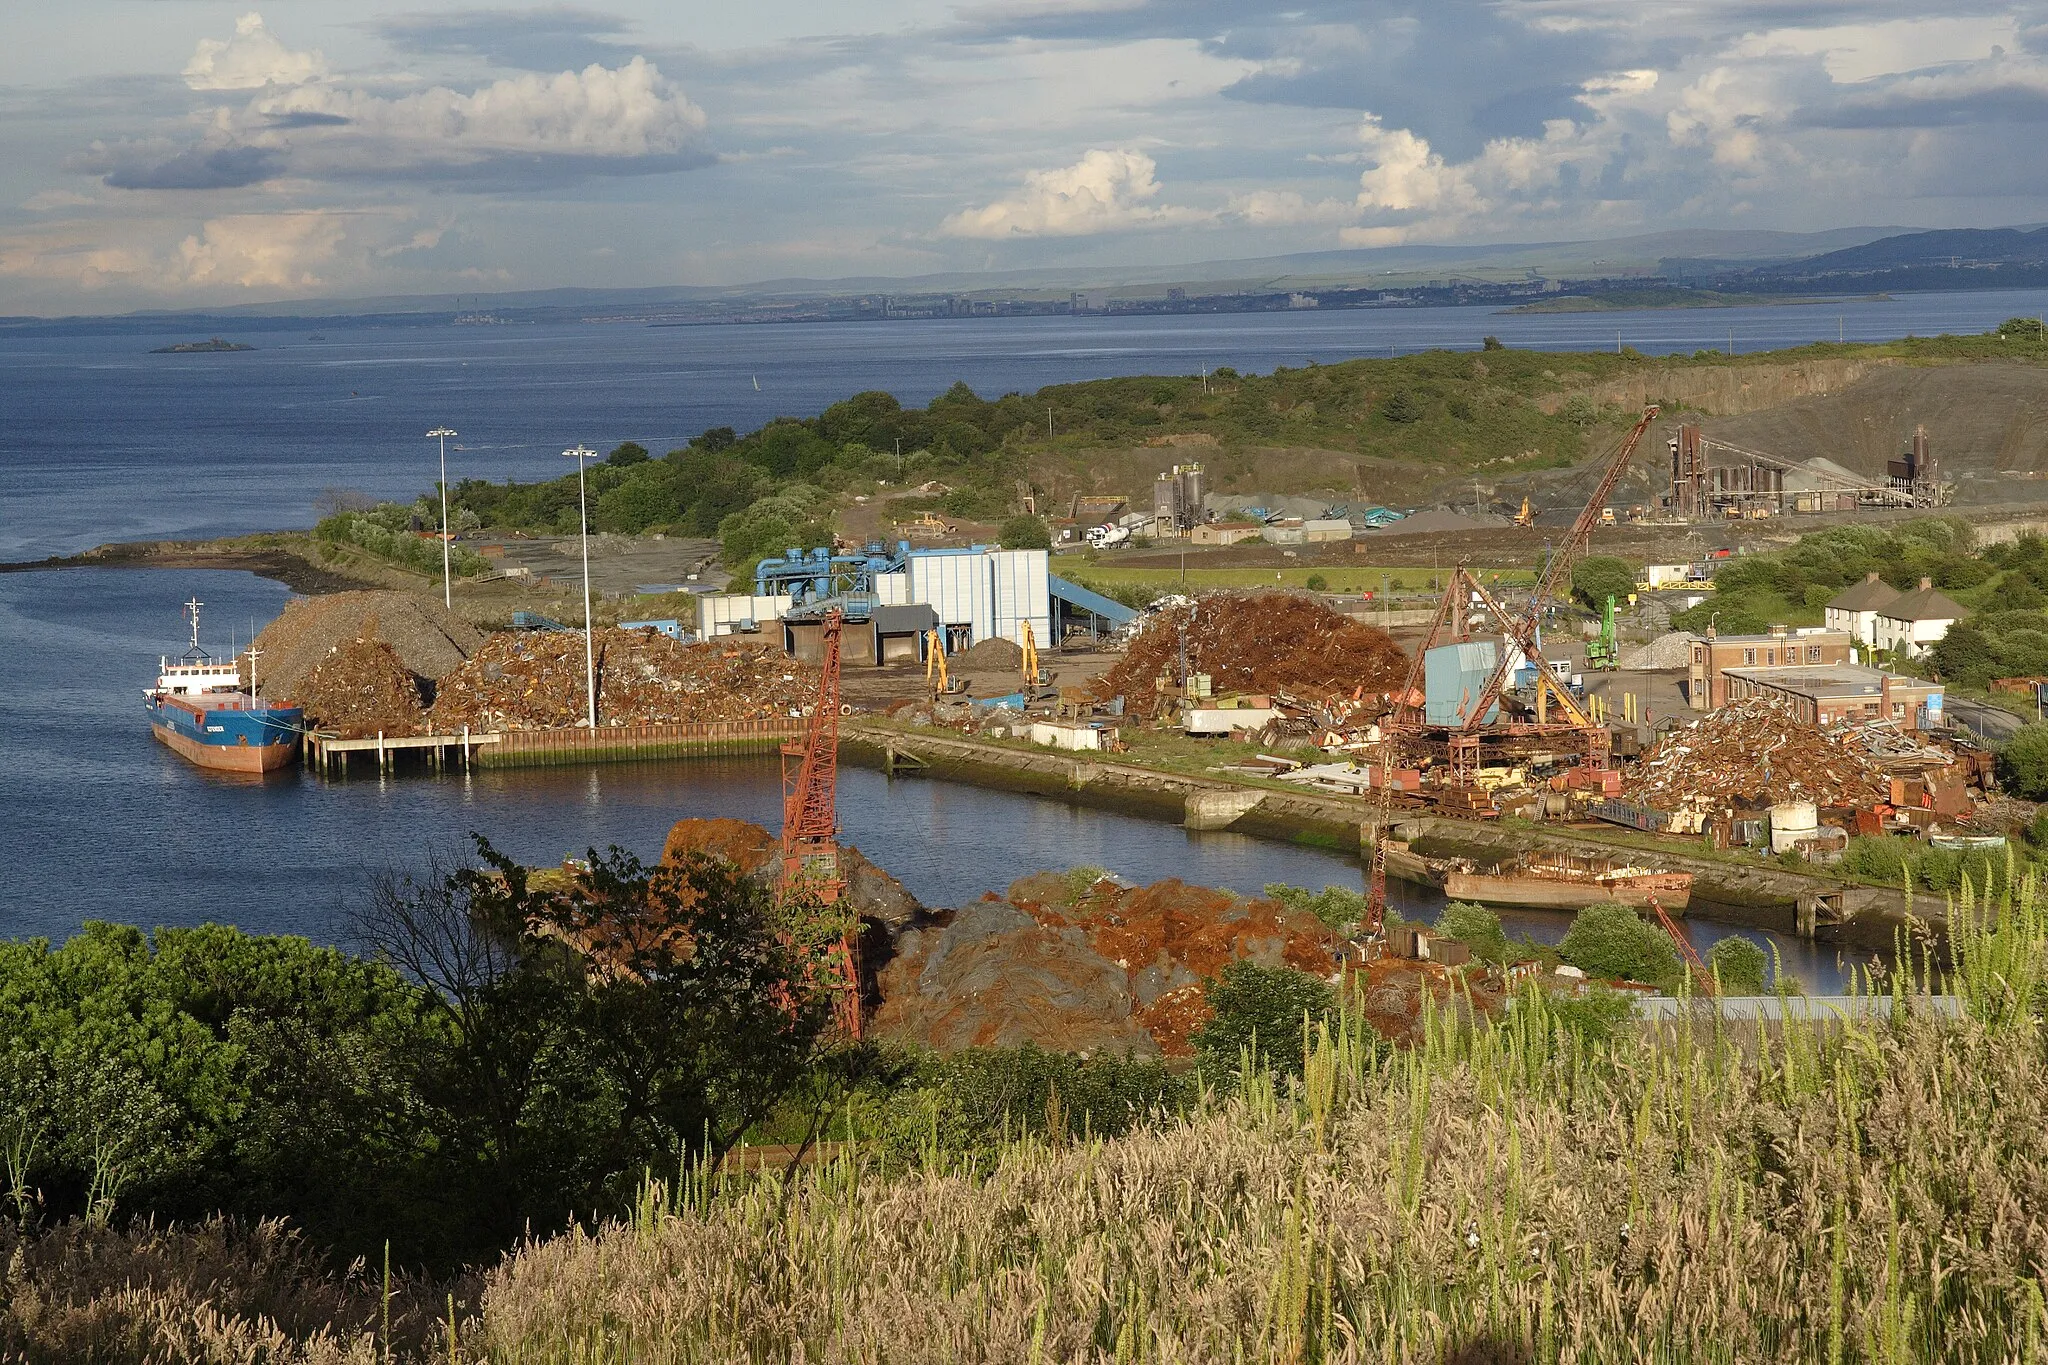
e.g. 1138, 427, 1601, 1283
1871, 578, 1966, 658
1824, 572, 1900, 642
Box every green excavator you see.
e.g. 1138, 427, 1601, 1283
1585, 594, 1621, 670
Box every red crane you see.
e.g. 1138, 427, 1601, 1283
777, 608, 861, 1036
1459, 406, 1659, 732
1649, 895, 1717, 997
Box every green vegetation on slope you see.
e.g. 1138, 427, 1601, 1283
1673, 516, 1980, 636
408, 327, 2048, 578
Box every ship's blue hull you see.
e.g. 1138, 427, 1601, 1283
147, 696, 304, 772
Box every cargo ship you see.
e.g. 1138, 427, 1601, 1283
144, 597, 304, 773
1383, 843, 1691, 912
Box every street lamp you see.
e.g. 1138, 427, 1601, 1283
563, 443, 599, 729
428, 427, 458, 608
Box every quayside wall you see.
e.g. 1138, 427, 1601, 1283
477, 718, 802, 767
839, 721, 1927, 950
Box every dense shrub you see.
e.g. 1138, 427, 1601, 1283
1263, 882, 1368, 932
1707, 936, 1769, 994
1557, 903, 1680, 990
315, 505, 489, 577
1433, 901, 1509, 963
1192, 960, 1336, 1079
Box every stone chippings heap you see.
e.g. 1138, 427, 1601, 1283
1097, 593, 1408, 721
431, 630, 821, 731
871, 874, 1340, 1058
251, 591, 482, 701
1624, 698, 1891, 812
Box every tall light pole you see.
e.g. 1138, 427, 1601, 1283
428, 426, 458, 608
563, 443, 599, 728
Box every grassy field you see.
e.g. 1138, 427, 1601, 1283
1050, 555, 1536, 597
479, 877, 2048, 1364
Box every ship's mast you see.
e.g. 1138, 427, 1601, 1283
184, 596, 204, 659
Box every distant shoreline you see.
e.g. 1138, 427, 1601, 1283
1501, 291, 1893, 315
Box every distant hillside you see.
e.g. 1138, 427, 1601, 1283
1760, 226, 2048, 276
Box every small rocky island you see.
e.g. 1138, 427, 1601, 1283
150, 338, 255, 353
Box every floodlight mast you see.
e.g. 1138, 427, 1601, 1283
428, 427, 458, 608
563, 443, 600, 728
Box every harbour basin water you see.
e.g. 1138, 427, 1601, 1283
2, 567, 1853, 990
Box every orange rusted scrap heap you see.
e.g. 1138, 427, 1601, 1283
293, 637, 429, 739
872, 873, 1342, 1057
429, 628, 821, 730
1097, 592, 1407, 722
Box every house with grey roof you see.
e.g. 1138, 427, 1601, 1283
1824, 571, 1901, 643
1871, 577, 1967, 659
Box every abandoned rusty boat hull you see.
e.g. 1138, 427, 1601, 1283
1440, 869, 1692, 913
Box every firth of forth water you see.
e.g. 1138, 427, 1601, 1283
8, 292, 2038, 984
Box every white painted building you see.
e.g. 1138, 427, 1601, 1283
1824, 572, 1901, 643
877, 547, 1051, 651
1871, 577, 1966, 658
698, 593, 789, 638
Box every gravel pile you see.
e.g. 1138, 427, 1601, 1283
430, 629, 821, 730
1616, 631, 1698, 671
253, 591, 482, 700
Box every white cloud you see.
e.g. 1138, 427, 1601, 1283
0, 209, 393, 296
174, 211, 345, 288
258, 56, 707, 171
940, 148, 1211, 237
183, 12, 326, 92
1224, 189, 1356, 226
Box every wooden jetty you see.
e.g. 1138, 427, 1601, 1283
306, 718, 804, 776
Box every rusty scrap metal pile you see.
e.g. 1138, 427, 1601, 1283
430, 628, 820, 730
1623, 699, 1897, 812
294, 638, 430, 739
1098, 593, 1408, 722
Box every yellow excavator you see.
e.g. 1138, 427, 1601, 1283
1020, 621, 1049, 690
1514, 496, 1534, 527
925, 628, 965, 699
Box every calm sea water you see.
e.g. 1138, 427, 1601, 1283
8, 296, 2024, 985
6, 287, 2048, 560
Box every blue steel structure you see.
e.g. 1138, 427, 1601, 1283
755, 542, 910, 621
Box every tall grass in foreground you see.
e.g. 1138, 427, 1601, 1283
482, 874, 2048, 1365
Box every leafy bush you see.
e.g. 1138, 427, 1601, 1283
1842, 835, 2020, 898
2000, 724, 2048, 800
1192, 960, 1335, 1079
1558, 903, 1680, 990
1707, 936, 1768, 994
1264, 882, 1367, 932
1433, 901, 1509, 963
314, 505, 489, 577
1571, 556, 1636, 611
1305, 573, 1328, 592
997, 514, 1052, 550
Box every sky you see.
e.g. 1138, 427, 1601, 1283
2, 1, 2045, 313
